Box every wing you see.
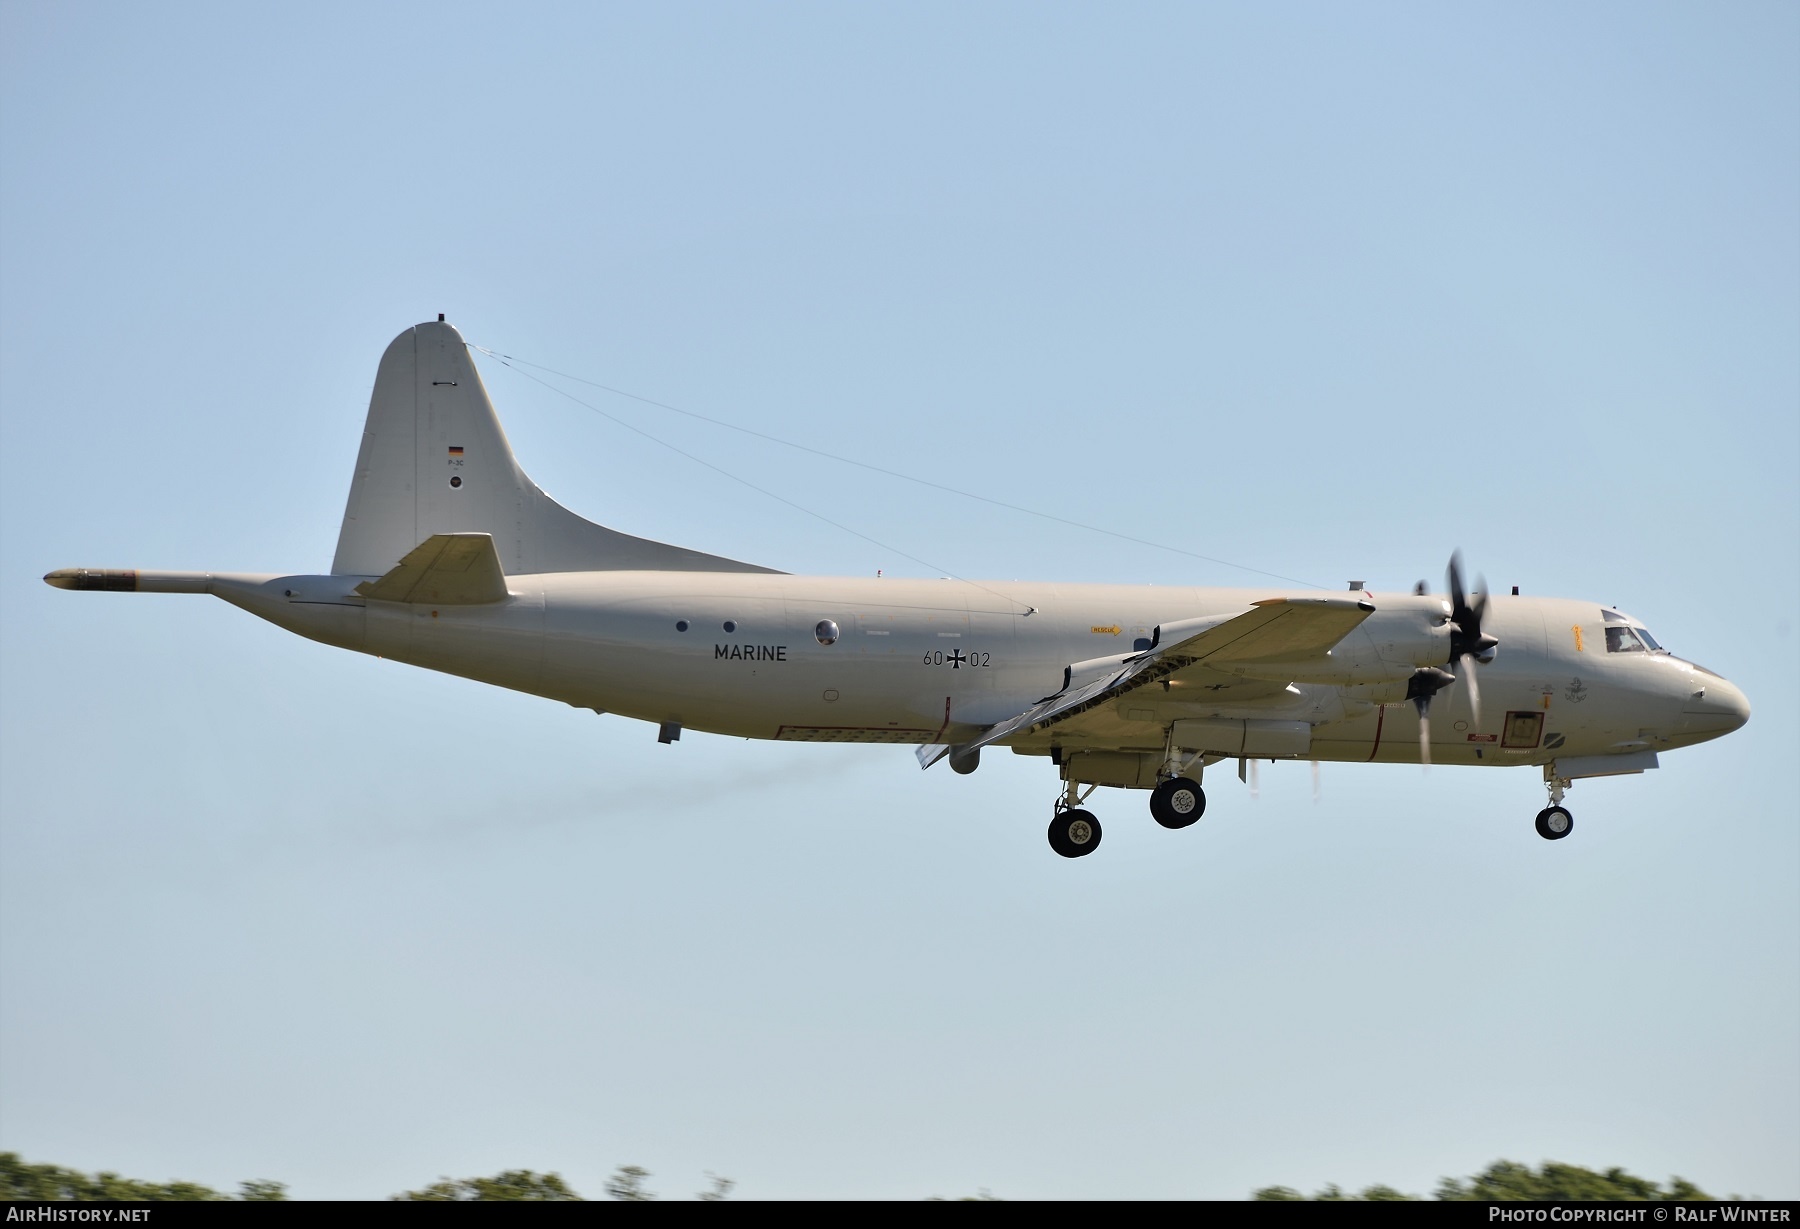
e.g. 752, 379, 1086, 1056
355, 533, 509, 604
917, 595, 1373, 768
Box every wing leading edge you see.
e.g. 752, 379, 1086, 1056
917, 595, 1374, 769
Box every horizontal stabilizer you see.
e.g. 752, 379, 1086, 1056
355, 534, 508, 605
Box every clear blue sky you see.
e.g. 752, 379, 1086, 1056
2, 0, 1795, 1200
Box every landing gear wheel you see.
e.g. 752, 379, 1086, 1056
1535, 806, 1574, 841
1048, 809, 1103, 858
1149, 777, 1206, 829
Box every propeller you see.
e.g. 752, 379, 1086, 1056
1445, 551, 1500, 726
1400, 555, 1500, 767
1407, 666, 1457, 766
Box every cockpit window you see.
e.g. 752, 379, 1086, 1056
1636, 627, 1663, 651
1605, 626, 1647, 653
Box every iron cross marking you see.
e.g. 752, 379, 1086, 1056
947, 650, 968, 669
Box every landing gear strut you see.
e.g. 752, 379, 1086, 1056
1149, 737, 1206, 831
1535, 773, 1574, 841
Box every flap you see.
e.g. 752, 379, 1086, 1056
355, 533, 509, 605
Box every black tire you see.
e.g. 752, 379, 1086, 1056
1149, 777, 1206, 829
1535, 806, 1574, 841
1048, 809, 1103, 858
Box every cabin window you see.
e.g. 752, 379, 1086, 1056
723, 620, 737, 633
815, 619, 840, 646
1605, 626, 1647, 653
675, 620, 689, 632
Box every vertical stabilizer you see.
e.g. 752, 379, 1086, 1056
331, 321, 778, 577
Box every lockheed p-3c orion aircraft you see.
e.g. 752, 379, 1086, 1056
45, 319, 1751, 858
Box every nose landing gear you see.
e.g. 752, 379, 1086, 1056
1535, 773, 1574, 840
1535, 806, 1574, 840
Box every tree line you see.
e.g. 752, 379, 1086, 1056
1252, 1160, 1716, 1201
0, 1155, 725, 1202
0, 1152, 1724, 1201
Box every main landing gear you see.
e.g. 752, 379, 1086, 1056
1048, 807, 1103, 858
1047, 777, 1104, 858
1535, 774, 1574, 841
1149, 776, 1205, 829
1045, 771, 1207, 858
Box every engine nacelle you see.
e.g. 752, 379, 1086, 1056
1342, 678, 1412, 706
1215, 597, 1454, 685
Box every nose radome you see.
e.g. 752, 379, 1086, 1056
1718, 678, 1751, 730
1682, 674, 1751, 737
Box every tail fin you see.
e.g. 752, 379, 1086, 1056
331, 320, 779, 577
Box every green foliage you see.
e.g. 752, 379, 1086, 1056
236, 1179, 292, 1202
1251, 1185, 1308, 1201
1437, 1161, 1712, 1202
393, 1169, 583, 1201
1252, 1181, 1417, 1201
1361, 1184, 1417, 1201
1254, 1160, 1713, 1202
0, 1152, 286, 1201
605, 1165, 654, 1201
392, 1165, 732, 1201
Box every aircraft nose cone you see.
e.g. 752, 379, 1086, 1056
1680, 672, 1750, 738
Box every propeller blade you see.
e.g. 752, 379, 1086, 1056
1461, 652, 1482, 727
1446, 551, 1499, 663
1413, 693, 1433, 768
